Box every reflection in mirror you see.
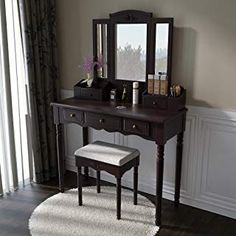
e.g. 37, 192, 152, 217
115, 24, 147, 82
155, 23, 169, 76
97, 24, 108, 78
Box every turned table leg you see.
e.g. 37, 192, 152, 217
175, 131, 184, 207
56, 123, 65, 192
156, 144, 165, 226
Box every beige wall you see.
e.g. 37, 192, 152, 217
56, 0, 236, 110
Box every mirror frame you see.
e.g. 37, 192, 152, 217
93, 10, 173, 99
151, 18, 173, 86
93, 19, 111, 79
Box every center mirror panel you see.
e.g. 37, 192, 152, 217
115, 24, 147, 82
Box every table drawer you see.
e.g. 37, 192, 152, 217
80, 88, 102, 100
61, 108, 83, 124
123, 119, 150, 136
84, 112, 122, 131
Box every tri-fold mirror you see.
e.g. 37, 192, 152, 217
93, 10, 173, 87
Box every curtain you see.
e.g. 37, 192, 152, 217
19, 0, 60, 183
0, 0, 59, 193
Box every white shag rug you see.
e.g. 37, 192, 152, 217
29, 186, 159, 236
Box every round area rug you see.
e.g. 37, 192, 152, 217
29, 186, 159, 236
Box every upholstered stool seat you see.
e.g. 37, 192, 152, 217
75, 141, 140, 219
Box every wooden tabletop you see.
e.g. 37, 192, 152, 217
51, 97, 187, 124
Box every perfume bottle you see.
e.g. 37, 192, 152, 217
160, 74, 168, 96
110, 89, 117, 102
147, 74, 154, 94
154, 74, 161, 95
132, 82, 139, 104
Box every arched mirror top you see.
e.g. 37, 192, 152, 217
109, 10, 152, 23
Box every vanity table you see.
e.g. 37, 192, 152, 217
51, 10, 187, 227
51, 98, 187, 226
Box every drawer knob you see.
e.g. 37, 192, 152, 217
152, 101, 157, 105
132, 124, 137, 129
99, 119, 104, 124
70, 113, 76, 118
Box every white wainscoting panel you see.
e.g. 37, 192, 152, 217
61, 89, 236, 219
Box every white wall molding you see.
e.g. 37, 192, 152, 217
188, 105, 236, 121
61, 89, 236, 219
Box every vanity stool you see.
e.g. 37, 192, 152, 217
74, 141, 140, 220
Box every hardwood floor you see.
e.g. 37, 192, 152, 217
0, 171, 235, 236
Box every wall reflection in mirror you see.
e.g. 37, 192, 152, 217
115, 24, 147, 82
155, 23, 169, 76
97, 24, 108, 78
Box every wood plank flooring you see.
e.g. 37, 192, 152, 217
0, 171, 235, 236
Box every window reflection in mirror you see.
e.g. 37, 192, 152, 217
155, 23, 169, 76
115, 24, 147, 82
97, 24, 108, 78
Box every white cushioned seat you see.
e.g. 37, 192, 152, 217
74, 141, 140, 166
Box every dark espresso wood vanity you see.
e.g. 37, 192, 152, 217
51, 10, 187, 227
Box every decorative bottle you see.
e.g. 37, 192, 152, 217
132, 82, 139, 105
147, 74, 154, 94
160, 75, 168, 96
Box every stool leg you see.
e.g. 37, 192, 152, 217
84, 167, 89, 179
133, 166, 138, 205
116, 177, 121, 220
96, 170, 101, 193
77, 166, 82, 206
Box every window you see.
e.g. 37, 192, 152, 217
0, 0, 32, 194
